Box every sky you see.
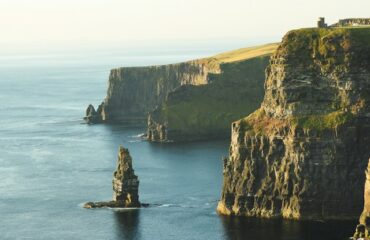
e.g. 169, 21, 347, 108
0, 0, 369, 54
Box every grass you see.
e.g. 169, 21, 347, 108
291, 111, 353, 131
210, 43, 278, 63
190, 43, 278, 71
279, 27, 370, 69
239, 109, 354, 135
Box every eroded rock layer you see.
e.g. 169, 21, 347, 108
84, 146, 140, 208
218, 28, 370, 220
85, 60, 220, 123
147, 56, 270, 142
84, 44, 278, 126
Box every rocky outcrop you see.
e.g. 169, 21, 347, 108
146, 56, 270, 142
218, 28, 370, 220
83, 104, 103, 124
84, 146, 141, 208
353, 159, 370, 239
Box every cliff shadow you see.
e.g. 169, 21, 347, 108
113, 209, 141, 240
220, 215, 357, 240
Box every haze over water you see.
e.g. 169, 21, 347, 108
0, 50, 356, 239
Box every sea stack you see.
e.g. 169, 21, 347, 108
112, 146, 140, 207
84, 146, 141, 208
83, 104, 103, 124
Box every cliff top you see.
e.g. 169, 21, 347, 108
195, 43, 278, 64
237, 26, 370, 133
111, 43, 278, 71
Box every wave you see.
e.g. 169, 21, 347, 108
131, 133, 146, 138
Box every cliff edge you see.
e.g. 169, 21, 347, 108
218, 27, 370, 220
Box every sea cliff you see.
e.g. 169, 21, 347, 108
147, 56, 270, 142
218, 28, 370, 220
85, 61, 219, 123
84, 44, 278, 141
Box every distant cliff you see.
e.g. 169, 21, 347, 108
218, 28, 370, 220
147, 56, 270, 142
84, 44, 278, 127
85, 60, 220, 123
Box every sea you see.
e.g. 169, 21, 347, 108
0, 47, 357, 240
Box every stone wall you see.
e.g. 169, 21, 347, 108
331, 18, 370, 27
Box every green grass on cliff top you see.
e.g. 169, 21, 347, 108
210, 43, 278, 63
291, 111, 353, 131
283, 27, 370, 52
193, 43, 278, 66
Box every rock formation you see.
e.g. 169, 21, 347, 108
84, 44, 278, 141
85, 61, 221, 123
353, 159, 370, 239
83, 104, 103, 124
147, 56, 270, 142
218, 28, 370, 220
84, 146, 141, 208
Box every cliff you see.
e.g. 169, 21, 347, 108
147, 56, 270, 142
218, 27, 370, 220
84, 146, 141, 208
84, 44, 277, 124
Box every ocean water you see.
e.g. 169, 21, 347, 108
0, 51, 357, 240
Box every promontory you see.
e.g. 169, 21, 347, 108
84, 44, 278, 142
218, 27, 370, 220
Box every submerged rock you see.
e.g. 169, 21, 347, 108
84, 146, 141, 208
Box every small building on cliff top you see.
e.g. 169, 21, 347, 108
317, 17, 327, 28
318, 17, 370, 28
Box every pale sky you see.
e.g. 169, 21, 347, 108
0, 0, 369, 54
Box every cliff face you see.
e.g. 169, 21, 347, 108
85, 44, 278, 127
89, 61, 219, 123
103, 62, 222, 122
147, 56, 270, 142
218, 28, 370, 220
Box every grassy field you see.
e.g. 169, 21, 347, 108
191, 43, 278, 70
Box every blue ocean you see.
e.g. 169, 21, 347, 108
0, 49, 356, 239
